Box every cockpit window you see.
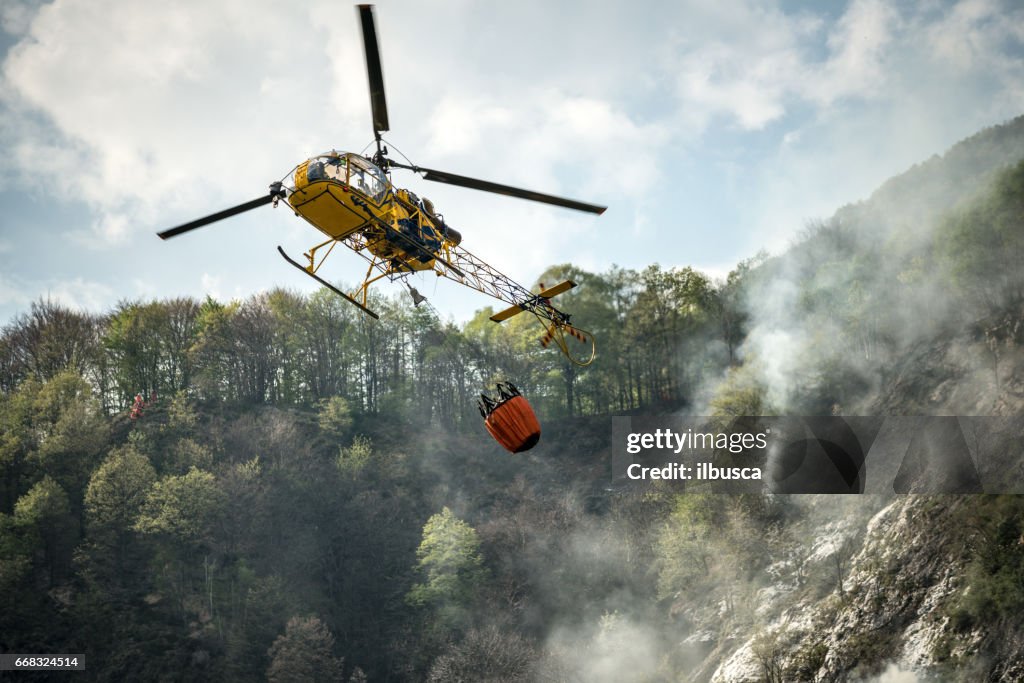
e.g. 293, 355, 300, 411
347, 155, 387, 202
305, 155, 346, 183
322, 156, 345, 181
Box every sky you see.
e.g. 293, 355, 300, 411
1, 0, 1023, 325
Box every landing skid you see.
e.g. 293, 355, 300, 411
277, 246, 380, 320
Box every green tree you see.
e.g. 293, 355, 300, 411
0, 299, 100, 392
655, 494, 719, 601
709, 365, 770, 422
301, 288, 358, 400
189, 297, 240, 401
407, 507, 487, 626
103, 298, 198, 407
80, 445, 158, 601
427, 627, 536, 682
336, 434, 372, 477
318, 396, 353, 442
0, 377, 40, 510
14, 475, 73, 586
266, 288, 309, 404
712, 252, 767, 366
133, 468, 227, 625
621, 264, 717, 409
956, 497, 1024, 624
134, 468, 225, 548
266, 616, 345, 683
28, 371, 108, 508
0, 512, 31, 595
84, 445, 157, 552
0, 512, 33, 641
0, 370, 104, 513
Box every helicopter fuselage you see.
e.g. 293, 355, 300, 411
287, 151, 460, 274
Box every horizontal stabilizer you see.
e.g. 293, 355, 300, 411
490, 303, 525, 323
538, 280, 576, 299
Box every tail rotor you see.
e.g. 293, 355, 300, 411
538, 320, 595, 366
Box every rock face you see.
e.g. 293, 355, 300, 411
705, 497, 965, 682
701, 321, 1024, 682
811, 498, 968, 680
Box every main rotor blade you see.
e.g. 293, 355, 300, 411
358, 4, 389, 135
414, 166, 607, 215
157, 194, 275, 240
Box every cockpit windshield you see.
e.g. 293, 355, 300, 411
301, 153, 388, 202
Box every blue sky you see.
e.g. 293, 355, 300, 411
1, 0, 1023, 324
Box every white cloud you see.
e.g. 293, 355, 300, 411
920, 0, 1024, 119
7, 274, 117, 313
68, 212, 131, 247
1, 0, 361, 245
812, 0, 899, 105
47, 277, 116, 312
0, 274, 116, 313
669, 2, 821, 131
0, 0, 35, 35
670, 0, 900, 130
926, 0, 1006, 70
426, 97, 514, 156
680, 41, 804, 129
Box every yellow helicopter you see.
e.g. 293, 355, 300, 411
158, 4, 604, 366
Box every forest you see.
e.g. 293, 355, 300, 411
0, 249, 752, 425
2, 117, 1024, 681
